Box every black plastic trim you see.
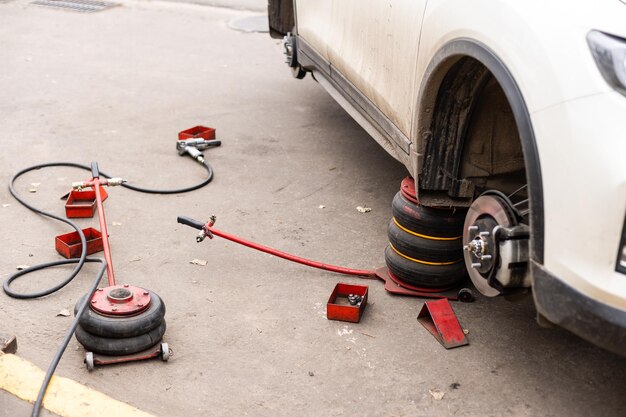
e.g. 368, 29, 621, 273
298, 38, 330, 75
532, 261, 626, 357
421, 40, 544, 263
617, 218, 626, 274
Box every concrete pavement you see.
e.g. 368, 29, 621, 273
0, 0, 625, 416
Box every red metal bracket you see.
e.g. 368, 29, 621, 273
90, 285, 151, 316
327, 283, 368, 323
84, 343, 170, 371
55, 227, 103, 259
400, 176, 419, 204
0, 333, 17, 354
375, 267, 461, 300
417, 298, 468, 349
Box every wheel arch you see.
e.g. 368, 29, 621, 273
413, 38, 544, 264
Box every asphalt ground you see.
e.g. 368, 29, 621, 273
0, 0, 625, 416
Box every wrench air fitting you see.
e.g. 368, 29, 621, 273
176, 137, 221, 164
196, 215, 216, 242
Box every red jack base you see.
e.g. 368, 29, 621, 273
374, 267, 465, 301
84, 343, 170, 371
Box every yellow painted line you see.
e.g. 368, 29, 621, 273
389, 243, 462, 266
392, 217, 462, 241
0, 352, 154, 417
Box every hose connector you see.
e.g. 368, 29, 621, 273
105, 177, 127, 187
72, 181, 88, 190
72, 178, 127, 190
196, 215, 217, 243
196, 230, 208, 243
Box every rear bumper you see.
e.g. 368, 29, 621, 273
532, 261, 626, 357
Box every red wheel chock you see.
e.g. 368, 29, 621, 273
417, 298, 468, 349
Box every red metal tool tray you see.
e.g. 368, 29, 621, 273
65, 190, 97, 218
327, 283, 368, 323
55, 227, 104, 259
178, 125, 216, 141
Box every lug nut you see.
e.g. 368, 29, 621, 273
471, 263, 482, 269
347, 294, 363, 305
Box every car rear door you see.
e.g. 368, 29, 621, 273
326, 0, 426, 138
295, 1, 334, 63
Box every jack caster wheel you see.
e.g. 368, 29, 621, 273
161, 343, 170, 362
457, 288, 475, 303
85, 352, 94, 371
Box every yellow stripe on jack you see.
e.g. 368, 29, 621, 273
392, 217, 462, 241
0, 352, 154, 417
389, 242, 462, 266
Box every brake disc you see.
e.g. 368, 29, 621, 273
462, 194, 518, 297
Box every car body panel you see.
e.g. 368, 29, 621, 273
531, 91, 626, 310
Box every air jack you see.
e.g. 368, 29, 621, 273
177, 216, 472, 301
64, 162, 170, 370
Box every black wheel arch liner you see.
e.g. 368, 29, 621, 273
415, 38, 544, 264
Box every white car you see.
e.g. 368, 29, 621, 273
268, 0, 626, 355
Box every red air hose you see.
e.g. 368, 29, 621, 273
177, 216, 378, 279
